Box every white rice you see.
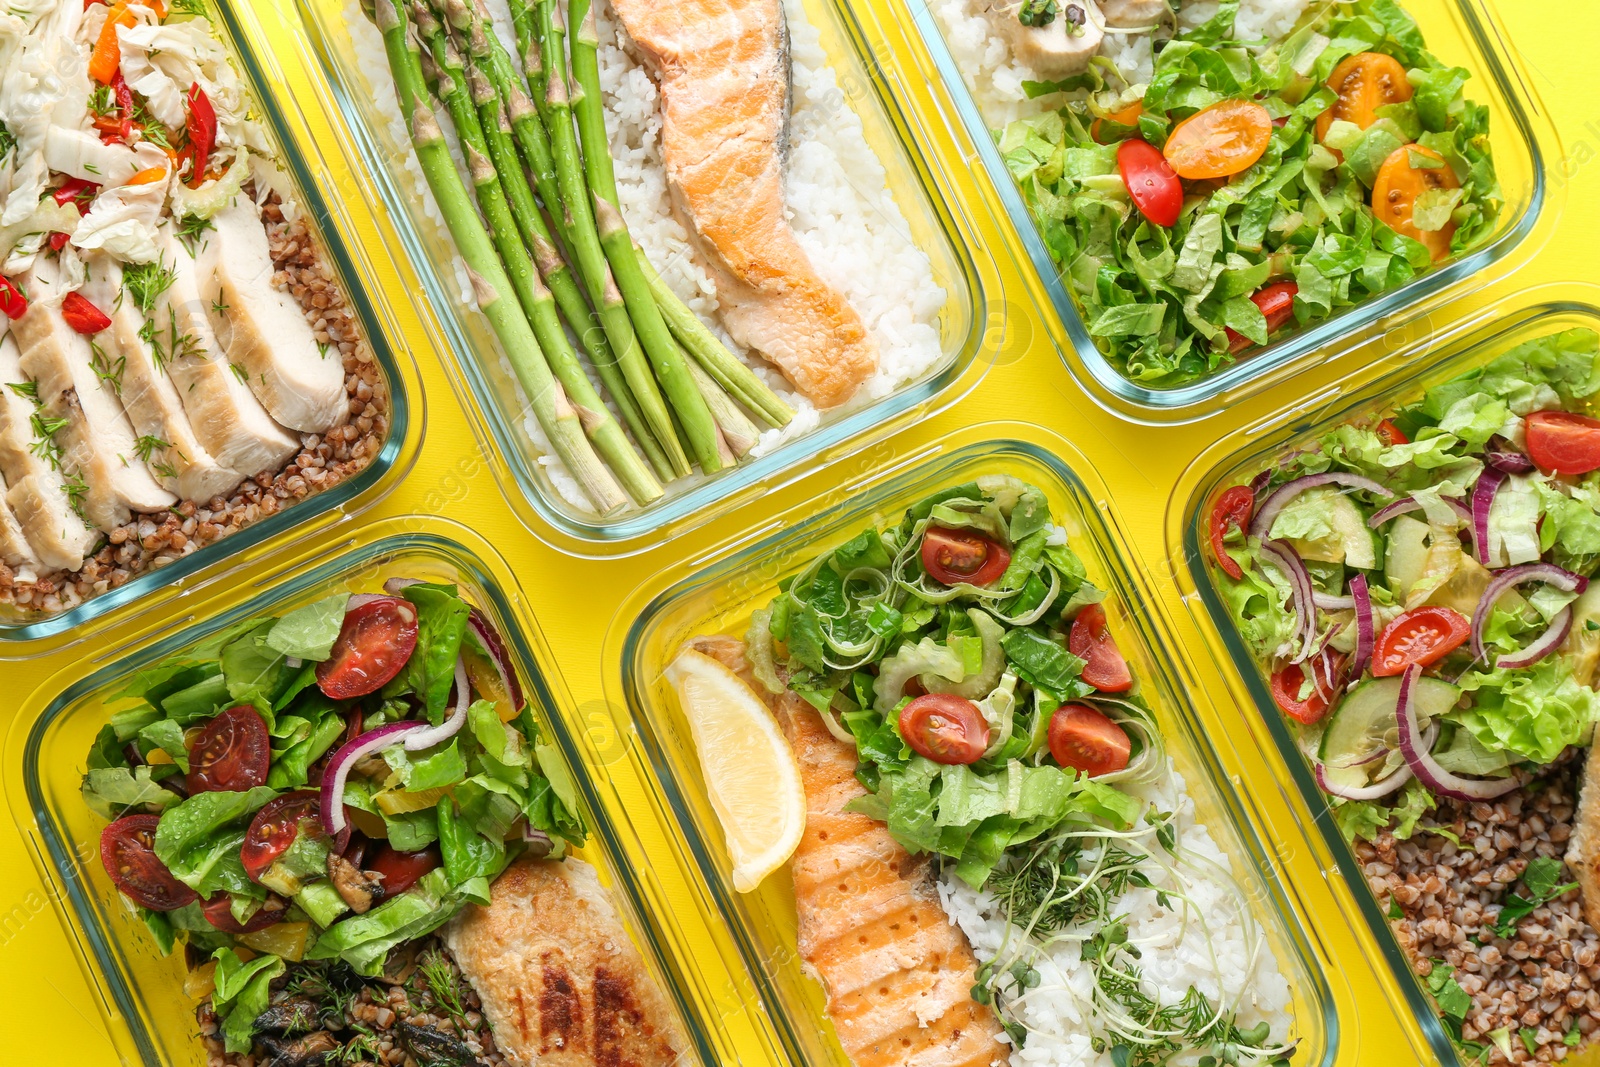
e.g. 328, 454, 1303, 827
929, 0, 1313, 129
345, 0, 947, 513
936, 764, 1296, 1067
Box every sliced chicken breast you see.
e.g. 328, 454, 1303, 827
0, 469, 41, 572
153, 222, 300, 475
90, 256, 246, 503
981, 0, 1106, 78
11, 259, 175, 532
0, 332, 99, 572
1097, 0, 1168, 28
196, 199, 347, 433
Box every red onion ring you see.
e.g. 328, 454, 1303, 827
404, 655, 471, 751
1469, 562, 1589, 664
1485, 442, 1535, 475
1349, 573, 1374, 680
1259, 540, 1320, 663
1470, 468, 1508, 566
1313, 591, 1356, 611
319, 721, 426, 838
1368, 494, 1474, 530
383, 577, 424, 595
1250, 472, 1394, 539
1316, 761, 1413, 800
1396, 664, 1521, 801
345, 593, 390, 611
467, 608, 524, 713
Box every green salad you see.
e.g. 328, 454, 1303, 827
84, 581, 583, 1054
1208, 328, 1600, 840
1000, 0, 1500, 386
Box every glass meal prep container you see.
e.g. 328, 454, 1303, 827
286, 0, 997, 554
2, 519, 721, 1067
1168, 281, 1600, 1066
0, 0, 422, 652
607, 424, 1337, 1067
896, 0, 1560, 423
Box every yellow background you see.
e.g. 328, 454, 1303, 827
1, 0, 1593, 1063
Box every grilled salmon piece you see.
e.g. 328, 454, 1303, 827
693, 636, 1004, 1066
443, 857, 687, 1067
607, 0, 879, 409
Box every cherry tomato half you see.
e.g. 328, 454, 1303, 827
1372, 606, 1471, 677
1269, 655, 1345, 725
1226, 281, 1300, 353
1376, 418, 1411, 446
898, 694, 989, 766
202, 892, 289, 934
1207, 485, 1255, 581
1526, 410, 1600, 476
186, 705, 271, 794
1069, 603, 1133, 693
316, 597, 420, 699
920, 527, 1011, 588
366, 844, 442, 897
1117, 139, 1182, 229
1048, 704, 1131, 778
60, 292, 112, 335
101, 814, 197, 912
1316, 52, 1413, 146
1372, 144, 1460, 262
1093, 100, 1145, 143
1163, 100, 1273, 180
241, 791, 324, 883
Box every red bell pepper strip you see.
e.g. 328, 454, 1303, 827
185, 82, 216, 188
0, 277, 27, 321
52, 178, 100, 213
61, 293, 112, 335
49, 233, 70, 252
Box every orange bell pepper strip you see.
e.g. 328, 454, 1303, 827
88, 2, 138, 85
125, 167, 167, 186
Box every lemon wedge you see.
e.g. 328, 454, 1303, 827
664, 647, 805, 893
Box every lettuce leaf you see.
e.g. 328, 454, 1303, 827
210, 948, 284, 1054
1453, 657, 1600, 764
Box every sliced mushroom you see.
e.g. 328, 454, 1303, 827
379, 941, 420, 986
396, 1021, 480, 1066
983, 0, 1107, 78
259, 1030, 340, 1067
326, 852, 384, 914
252, 998, 322, 1034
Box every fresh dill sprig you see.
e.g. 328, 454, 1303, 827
168, 0, 206, 12
418, 950, 467, 1024
134, 434, 171, 464
124, 259, 175, 318
174, 214, 213, 255
6, 379, 38, 402
88, 85, 116, 117
28, 411, 67, 470
0, 120, 14, 158
90, 340, 126, 395
63, 474, 89, 518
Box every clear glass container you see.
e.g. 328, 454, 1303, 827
606, 423, 1336, 1066
0, 0, 425, 652
3, 519, 720, 1067
1165, 281, 1600, 1065
898, 0, 1562, 423
287, 0, 1000, 553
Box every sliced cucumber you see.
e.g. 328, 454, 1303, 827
1384, 514, 1430, 596
1284, 488, 1376, 570
1316, 674, 1460, 790
1562, 582, 1600, 687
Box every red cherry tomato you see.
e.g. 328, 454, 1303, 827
1207, 485, 1255, 581
1069, 603, 1133, 693
1526, 410, 1600, 476
1117, 139, 1183, 228
61, 292, 112, 334
100, 814, 197, 912
185, 705, 271, 794
1048, 704, 1131, 777
1372, 606, 1471, 677
366, 844, 441, 897
919, 527, 1011, 588
1226, 282, 1299, 353
1376, 418, 1410, 446
0, 276, 27, 320
1269, 655, 1345, 725
202, 892, 289, 934
240, 791, 324, 883
316, 597, 420, 699
898, 694, 990, 765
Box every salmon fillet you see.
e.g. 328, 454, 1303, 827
606, 0, 879, 409
443, 857, 687, 1067
690, 637, 1005, 1067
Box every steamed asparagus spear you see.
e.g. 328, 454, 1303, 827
372, 0, 625, 513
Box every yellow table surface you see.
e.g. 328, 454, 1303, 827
2, 1, 1594, 1063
